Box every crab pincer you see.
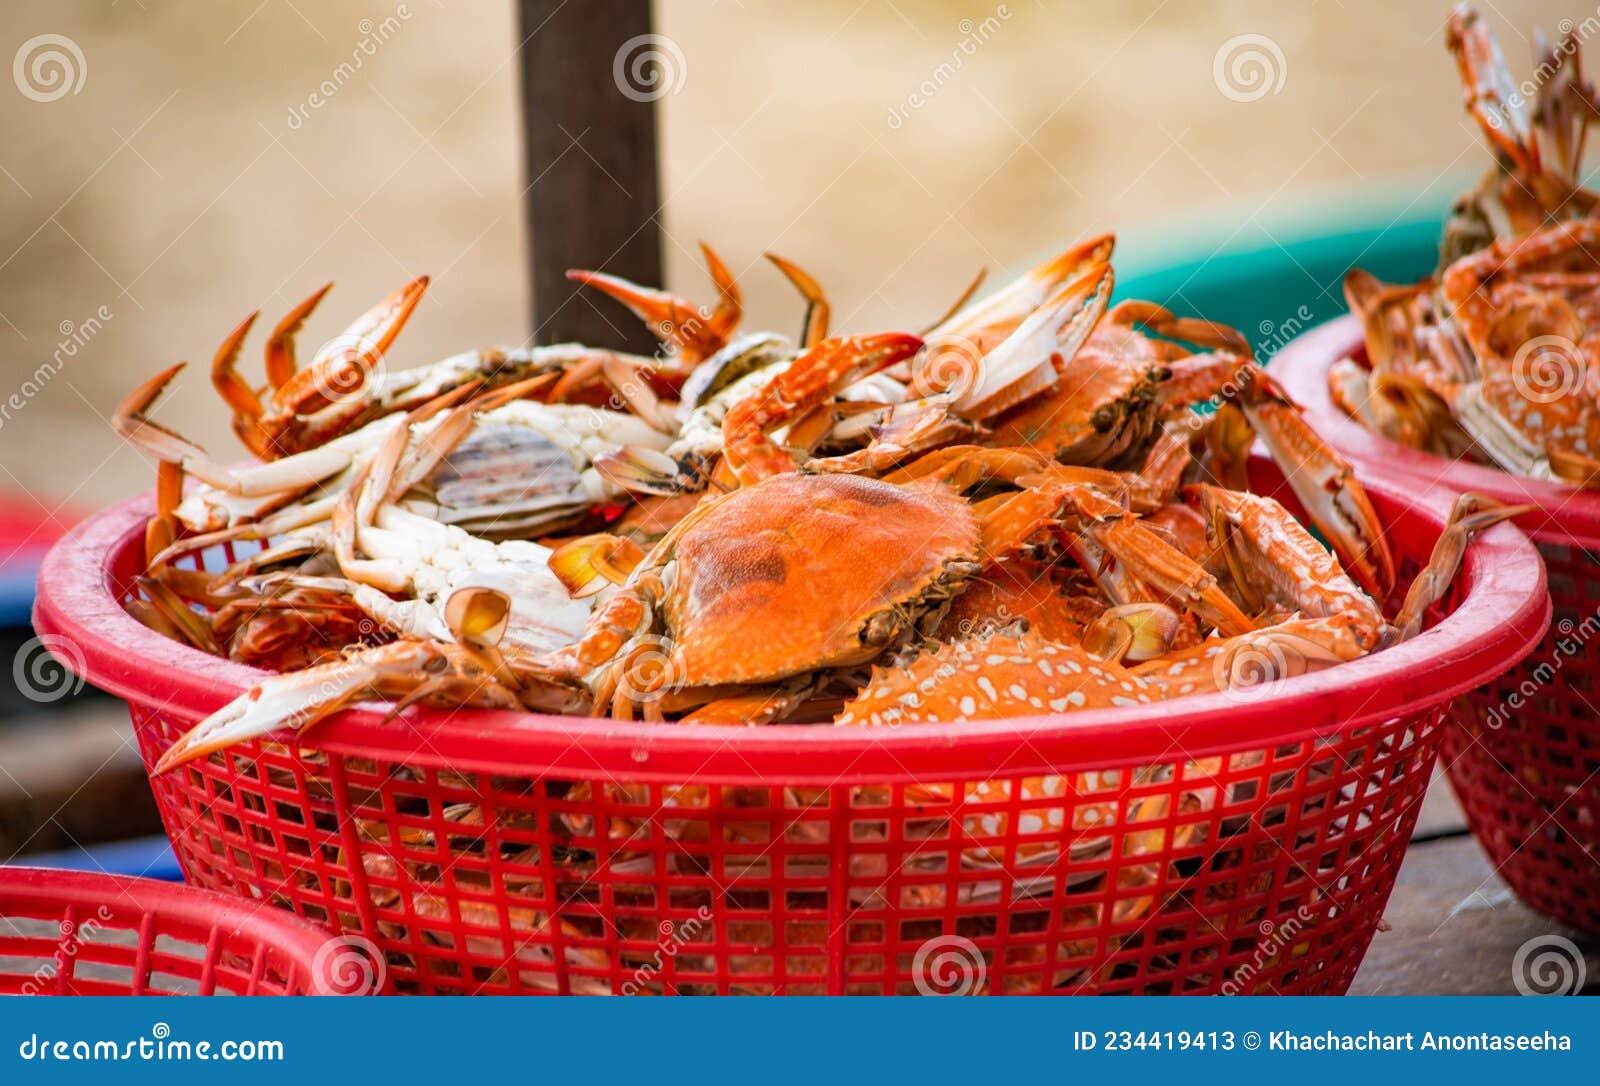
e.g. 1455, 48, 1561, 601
720, 332, 924, 485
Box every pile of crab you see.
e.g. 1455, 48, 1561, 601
1338, 3, 1600, 487
116, 229, 1513, 774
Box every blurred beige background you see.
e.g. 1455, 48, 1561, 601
0, 0, 1574, 519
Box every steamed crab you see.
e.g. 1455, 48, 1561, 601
1343, 211, 1600, 485
1439, 3, 1600, 266
1338, 4, 1600, 485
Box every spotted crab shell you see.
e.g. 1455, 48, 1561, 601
834, 627, 1151, 727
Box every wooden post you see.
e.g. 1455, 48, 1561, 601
518, 0, 664, 353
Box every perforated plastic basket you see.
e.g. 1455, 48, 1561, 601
32, 454, 1547, 994
0, 866, 358, 994
1278, 315, 1600, 935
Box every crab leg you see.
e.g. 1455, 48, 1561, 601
1053, 485, 1255, 637
920, 234, 1113, 369
964, 470, 1254, 637
765, 253, 830, 348
937, 252, 1114, 418
270, 277, 429, 428
153, 640, 528, 773
1235, 365, 1395, 601
567, 242, 741, 364
721, 332, 923, 484
1184, 483, 1382, 638
1447, 4, 1539, 178
1390, 493, 1534, 641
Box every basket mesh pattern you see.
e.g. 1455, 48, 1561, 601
1444, 540, 1600, 934
131, 700, 1442, 995
50, 465, 1504, 996
0, 875, 321, 995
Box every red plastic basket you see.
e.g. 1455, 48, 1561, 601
1278, 315, 1600, 935
31, 455, 1547, 994
0, 866, 366, 994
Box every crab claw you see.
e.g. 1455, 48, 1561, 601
922, 244, 1115, 419
568, 243, 741, 363
765, 252, 830, 348
594, 445, 708, 496
1447, 4, 1538, 177
153, 640, 525, 773
914, 234, 1115, 405
1237, 366, 1396, 602
115, 363, 244, 495
292, 276, 429, 412
265, 282, 336, 390
722, 332, 924, 485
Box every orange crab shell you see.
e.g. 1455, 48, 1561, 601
661, 473, 980, 686
834, 627, 1151, 727
934, 558, 1101, 643
987, 324, 1165, 465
